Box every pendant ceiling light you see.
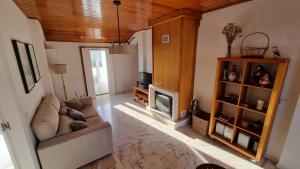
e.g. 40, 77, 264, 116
109, 0, 135, 54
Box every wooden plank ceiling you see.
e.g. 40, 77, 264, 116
13, 0, 250, 43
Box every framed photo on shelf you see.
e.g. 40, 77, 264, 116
12, 40, 35, 93
26, 44, 41, 82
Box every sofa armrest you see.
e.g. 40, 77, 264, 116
37, 122, 113, 169
79, 96, 93, 107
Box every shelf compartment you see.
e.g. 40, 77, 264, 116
217, 99, 238, 107
236, 126, 261, 138
210, 133, 256, 159
135, 93, 148, 100
220, 80, 241, 86
215, 117, 234, 127
239, 104, 267, 116
243, 83, 272, 91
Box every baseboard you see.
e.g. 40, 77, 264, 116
264, 153, 278, 163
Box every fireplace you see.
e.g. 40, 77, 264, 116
148, 84, 178, 122
155, 91, 172, 117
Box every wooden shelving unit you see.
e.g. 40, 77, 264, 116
209, 57, 289, 161
133, 86, 149, 106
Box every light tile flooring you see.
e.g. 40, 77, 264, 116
80, 93, 276, 169
0, 134, 14, 169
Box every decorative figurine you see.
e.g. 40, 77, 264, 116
273, 46, 281, 59
228, 65, 238, 82
259, 72, 272, 86
254, 65, 265, 84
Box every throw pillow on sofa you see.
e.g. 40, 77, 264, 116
68, 109, 87, 122
65, 98, 84, 111
57, 115, 74, 136
59, 104, 69, 115
70, 121, 91, 131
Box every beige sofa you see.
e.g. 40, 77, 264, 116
31, 95, 113, 169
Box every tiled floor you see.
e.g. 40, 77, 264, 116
0, 134, 14, 169
80, 93, 276, 169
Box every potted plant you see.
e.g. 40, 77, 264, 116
222, 23, 242, 57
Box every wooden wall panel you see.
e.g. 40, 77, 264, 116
153, 19, 182, 91
152, 15, 198, 120
178, 18, 198, 117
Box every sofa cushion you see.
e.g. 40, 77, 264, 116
87, 116, 104, 126
68, 109, 86, 122
81, 105, 99, 118
31, 103, 59, 141
69, 121, 91, 131
65, 98, 84, 111
57, 115, 74, 136
42, 94, 60, 112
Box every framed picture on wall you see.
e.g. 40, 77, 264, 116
12, 40, 35, 93
26, 44, 41, 82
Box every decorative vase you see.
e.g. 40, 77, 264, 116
226, 43, 232, 57
228, 65, 237, 82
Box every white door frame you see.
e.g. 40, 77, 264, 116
0, 110, 18, 169
81, 47, 115, 98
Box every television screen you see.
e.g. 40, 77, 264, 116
139, 72, 152, 88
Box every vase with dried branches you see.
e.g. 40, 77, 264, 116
222, 23, 242, 57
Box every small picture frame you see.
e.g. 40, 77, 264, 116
12, 40, 35, 93
26, 44, 41, 82
162, 34, 170, 44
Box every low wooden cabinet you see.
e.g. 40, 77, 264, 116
209, 57, 289, 161
133, 86, 149, 106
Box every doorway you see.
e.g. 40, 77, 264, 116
90, 49, 109, 96
0, 133, 14, 169
0, 114, 15, 169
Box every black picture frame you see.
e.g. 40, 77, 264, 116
12, 40, 35, 93
26, 44, 41, 82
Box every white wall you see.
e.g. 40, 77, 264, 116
131, 29, 153, 73
45, 41, 139, 99
193, 0, 300, 160
277, 95, 300, 169
45, 42, 110, 100
28, 20, 54, 95
0, 1, 53, 168
113, 49, 139, 93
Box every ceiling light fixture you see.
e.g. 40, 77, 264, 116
109, 0, 135, 54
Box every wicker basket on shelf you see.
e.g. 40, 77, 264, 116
240, 32, 269, 58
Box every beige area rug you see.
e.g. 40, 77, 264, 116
79, 93, 274, 169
